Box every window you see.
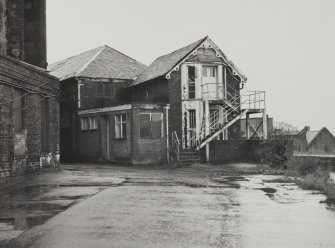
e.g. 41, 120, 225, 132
115, 114, 126, 139
13, 89, 24, 132
203, 66, 216, 77
80, 116, 98, 131
188, 66, 196, 99
140, 113, 163, 138
189, 110, 196, 129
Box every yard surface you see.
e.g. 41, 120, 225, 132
1, 163, 335, 248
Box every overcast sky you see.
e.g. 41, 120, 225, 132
47, 0, 335, 134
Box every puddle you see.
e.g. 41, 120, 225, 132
259, 187, 277, 194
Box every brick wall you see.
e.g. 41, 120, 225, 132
0, 0, 7, 54
201, 140, 293, 164
131, 104, 167, 165
1, 0, 47, 67
0, 55, 59, 185
0, 84, 14, 177
168, 71, 182, 143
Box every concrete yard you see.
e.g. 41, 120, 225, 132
1, 163, 335, 248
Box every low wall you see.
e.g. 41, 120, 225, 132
200, 140, 293, 164
290, 155, 335, 169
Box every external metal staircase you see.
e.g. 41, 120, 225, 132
170, 83, 265, 165
189, 83, 265, 151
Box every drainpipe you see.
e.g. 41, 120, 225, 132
164, 105, 170, 164
205, 100, 210, 162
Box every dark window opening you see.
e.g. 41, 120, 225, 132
188, 66, 196, 99
189, 110, 196, 129
140, 113, 163, 138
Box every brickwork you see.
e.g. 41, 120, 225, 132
131, 104, 167, 164
0, 0, 47, 68
77, 104, 167, 165
201, 140, 293, 164
168, 71, 182, 143
0, 55, 59, 185
0, 0, 6, 54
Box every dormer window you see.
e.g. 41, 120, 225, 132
188, 66, 196, 99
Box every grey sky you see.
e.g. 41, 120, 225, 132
47, 0, 335, 134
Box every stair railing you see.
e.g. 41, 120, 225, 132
188, 90, 265, 148
171, 131, 180, 162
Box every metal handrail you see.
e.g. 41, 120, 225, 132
188, 90, 266, 147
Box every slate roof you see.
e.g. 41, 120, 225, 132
306, 127, 335, 146
48, 46, 147, 81
131, 37, 207, 86
306, 131, 319, 145
131, 36, 247, 87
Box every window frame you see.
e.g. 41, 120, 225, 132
80, 116, 98, 131
187, 66, 196, 99
114, 113, 127, 139
189, 109, 196, 129
203, 66, 217, 78
139, 112, 164, 139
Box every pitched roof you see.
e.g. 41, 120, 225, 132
306, 127, 335, 146
48, 45, 147, 81
131, 37, 206, 86
306, 131, 319, 145
131, 36, 247, 87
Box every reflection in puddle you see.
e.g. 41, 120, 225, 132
0, 184, 103, 243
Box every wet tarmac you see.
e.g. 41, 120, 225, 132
1, 164, 335, 248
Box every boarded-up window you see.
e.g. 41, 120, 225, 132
13, 89, 24, 132
140, 113, 163, 138
115, 113, 126, 139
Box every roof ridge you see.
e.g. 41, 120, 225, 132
49, 45, 105, 67
75, 46, 106, 78
155, 36, 207, 60
102, 45, 147, 67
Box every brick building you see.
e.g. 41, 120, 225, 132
291, 126, 335, 155
0, 0, 47, 68
50, 36, 266, 164
0, 0, 59, 183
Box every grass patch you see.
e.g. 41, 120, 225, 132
284, 157, 335, 204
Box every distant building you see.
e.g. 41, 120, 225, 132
50, 36, 267, 164
291, 126, 335, 154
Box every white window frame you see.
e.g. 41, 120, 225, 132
115, 113, 126, 139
